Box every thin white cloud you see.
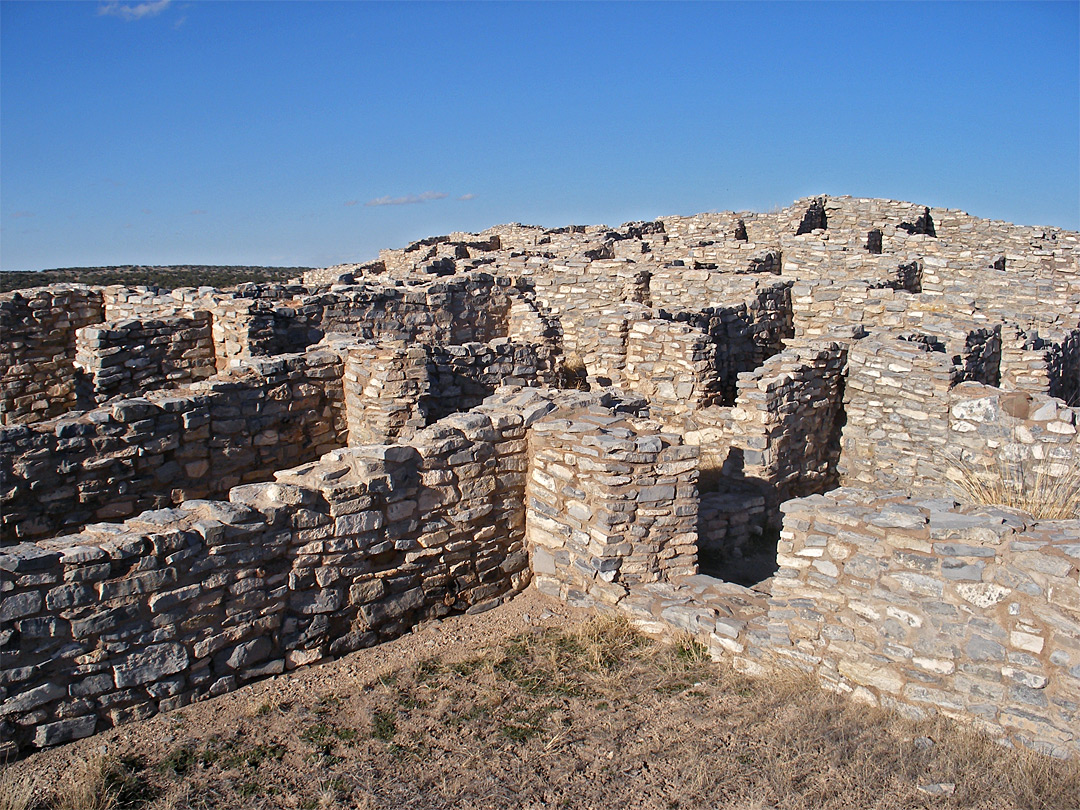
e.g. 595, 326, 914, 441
365, 191, 448, 207
458, 193, 476, 201
97, 0, 172, 21
344, 200, 359, 207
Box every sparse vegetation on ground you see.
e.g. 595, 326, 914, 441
3, 604, 1077, 810
0, 266, 312, 294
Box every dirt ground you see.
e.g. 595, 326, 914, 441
3, 587, 1078, 810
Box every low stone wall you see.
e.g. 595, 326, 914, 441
674, 281, 793, 404
697, 488, 767, 569
0, 390, 552, 756
841, 336, 1078, 497
343, 338, 556, 447
314, 272, 514, 346
1, 286, 104, 425
101, 286, 211, 321
624, 318, 718, 417
839, 333, 974, 492
771, 489, 1080, 757
74, 313, 216, 404
344, 342, 432, 446
1, 348, 347, 545
683, 341, 846, 517
730, 341, 847, 507
1001, 325, 1080, 405
527, 405, 698, 609
946, 383, 1080, 494
427, 339, 557, 422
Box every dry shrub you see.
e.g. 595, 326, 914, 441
947, 453, 1080, 519
51, 753, 154, 810
558, 351, 589, 390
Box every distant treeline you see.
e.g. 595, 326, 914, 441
0, 265, 314, 294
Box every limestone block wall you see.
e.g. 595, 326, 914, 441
101, 286, 213, 321
0, 396, 535, 755
839, 333, 991, 492
426, 340, 556, 422
560, 303, 642, 387
344, 342, 432, 446
505, 297, 563, 372
343, 338, 556, 447
0, 388, 595, 754
790, 279, 907, 339
520, 258, 648, 360
1, 348, 347, 545
1000, 326, 1080, 405
624, 318, 719, 417
675, 282, 794, 404
730, 341, 848, 509
772, 489, 1080, 757
840, 335, 1075, 497
697, 488, 767, 567
527, 407, 698, 609
946, 383, 1080, 496
1, 286, 104, 425
314, 272, 514, 346
74, 313, 216, 404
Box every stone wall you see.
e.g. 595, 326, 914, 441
676, 281, 794, 404
0, 393, 537, 755
697, 488, 767, 572
527, 404, 698, 609
1, 348, 346, 545
684, 340, 847, 511
314, 273, 514, 346
343, 338, 556, 447
945, 383, 1080, 494
344, 342, 432, 447
74, 313, 216, 404
427, 340, 556, 421
840, 335, 1077, 496
771, 489, 1080, 757
1, 286, 104, 425
730, 341, 848, 508
624, 318, 719, 417
1000, 325, 1080, 405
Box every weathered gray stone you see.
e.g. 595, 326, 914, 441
113, 643, 190, 688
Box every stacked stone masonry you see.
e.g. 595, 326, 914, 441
74, 313, 216, 404
2, 194, 1079, 758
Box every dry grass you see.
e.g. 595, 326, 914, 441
558, 351, 589, 390
698, 444, 728, 492
4, 615, 1079, 809
947, 453, 1080, 519
0, 766, 35, 810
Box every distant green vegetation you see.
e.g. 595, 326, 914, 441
0, 265, 314, 293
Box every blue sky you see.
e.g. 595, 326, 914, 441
2, 1, 1077, 271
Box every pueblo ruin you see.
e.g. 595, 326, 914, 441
2, 195, 1078, 758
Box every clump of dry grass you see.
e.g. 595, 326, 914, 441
0, 766, 36, 810
947, 453, 1080, 519
558, 351, 589, 390
697, 445, 728, 492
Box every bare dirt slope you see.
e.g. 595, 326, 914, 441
3, 588, 1078, 810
